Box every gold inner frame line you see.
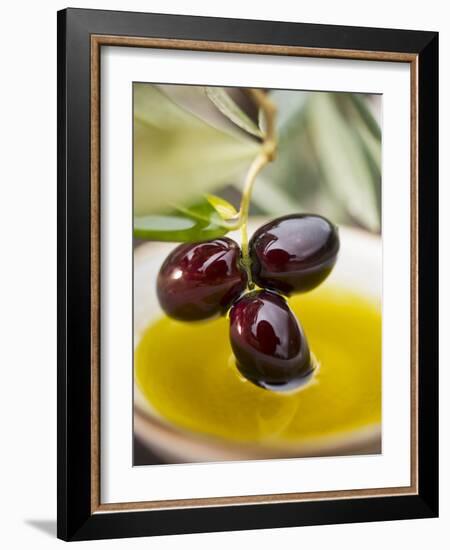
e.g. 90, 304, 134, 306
90, 34, 419, 514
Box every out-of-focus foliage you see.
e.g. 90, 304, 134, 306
133, 84, 382, 239
259, 90, 381, 231
133, 84, 260, 216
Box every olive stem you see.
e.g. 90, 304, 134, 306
239, 89, 277, 287
239, 153, 269, 286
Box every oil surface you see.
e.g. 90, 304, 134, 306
135, 286, 381, 444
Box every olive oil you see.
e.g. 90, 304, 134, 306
135, 285, 381, 444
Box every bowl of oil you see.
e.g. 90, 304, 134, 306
134, 222, 382, 463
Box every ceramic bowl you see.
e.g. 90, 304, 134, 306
134, 222, 382, 463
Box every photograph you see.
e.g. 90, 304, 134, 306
132, 83, 383, 465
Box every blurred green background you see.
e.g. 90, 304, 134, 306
133, 83, 381, 235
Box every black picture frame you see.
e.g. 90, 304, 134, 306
57, 7, 438, 541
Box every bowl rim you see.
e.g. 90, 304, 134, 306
133, 223, 382, 463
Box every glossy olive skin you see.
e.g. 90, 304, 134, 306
229, 290, 313, 391
249, 214, 339, 296
157, 237, 247, 322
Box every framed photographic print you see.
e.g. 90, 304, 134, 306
57, 8, 438, 541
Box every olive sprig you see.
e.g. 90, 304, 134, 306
155, 88, 340, 393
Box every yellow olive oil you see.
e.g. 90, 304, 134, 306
135, 285, 381, 444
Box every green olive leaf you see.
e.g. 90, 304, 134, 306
204, 87, 263, 139
133, 214, 229, 242
348, 93, 382, 141
134, 84, 260, 216
307, 93, 380, 231
173, 198, 223, 226
205, 194, 238, 220
134, 196, 237, 242
270, 89, 309, 146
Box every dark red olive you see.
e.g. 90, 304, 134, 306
157, 237, 247, 321
229, 290, 313, 391
249, 214, 339, 296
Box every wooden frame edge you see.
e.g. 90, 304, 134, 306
92, 34, 417, 62
95, 485, 417, 513
91, 34, 101, 513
